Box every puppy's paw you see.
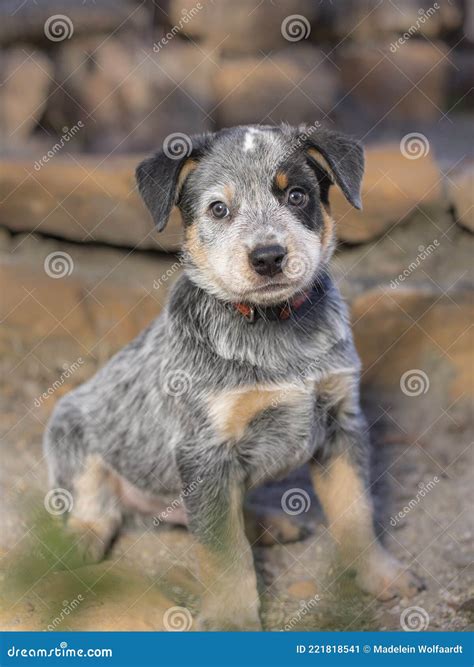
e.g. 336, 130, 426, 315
356, 546, 425, 601
197, 606, 262, 631
198, 583, 262, 631
66, 518, 109, 566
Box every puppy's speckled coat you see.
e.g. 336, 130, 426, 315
44, 124, 423, 630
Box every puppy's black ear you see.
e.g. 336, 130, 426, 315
136, 133, 213, 231
302, 128, 364, 210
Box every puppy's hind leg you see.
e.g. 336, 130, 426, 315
67, 454, 123, 564
44, 401, 123, 565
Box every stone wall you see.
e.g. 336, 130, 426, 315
0, 0, 473, 633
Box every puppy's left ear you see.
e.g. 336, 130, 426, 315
136, 133, 213, 231
302, 128, 365, 210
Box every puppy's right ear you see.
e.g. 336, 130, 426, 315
136, 133, 213, 231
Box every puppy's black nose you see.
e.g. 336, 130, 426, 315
249, 245, 287, 277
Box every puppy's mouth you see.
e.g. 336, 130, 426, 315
244, 281, 291, 294
240, 280, 302, 305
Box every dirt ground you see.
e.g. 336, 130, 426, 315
1, 209, 473, 633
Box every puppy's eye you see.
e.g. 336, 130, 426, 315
209, 201, 230, 219
287, 187, 307, 207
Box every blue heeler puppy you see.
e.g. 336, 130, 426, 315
44, 124, 424, 630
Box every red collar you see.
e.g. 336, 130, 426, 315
233, 291, 310, 323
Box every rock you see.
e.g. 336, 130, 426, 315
0, 227, 11, 250
333, 204, 473, 305
0, 146, 443, 253
332, 143, 443, 244
0, 234, 182, 354
448, 164, 474, 232
319, 0, 462, 42
168, 0, 318, 55
447, 50, 474, 111
459, 598, 474, 616
0, 156, 183, 251
352, 287, 474, 410
337, 41, 449, 122
47, 36, 213, 153
154, 41, 216, 118
0, 557, 178, 631
214, 46, 338, 127
463, 0, 474, 43
287, 579, 319, 600
350, 289, 473, 548
0, 48, 53, 149
0, 0, 143, 47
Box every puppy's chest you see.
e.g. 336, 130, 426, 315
207, 381, 316, 442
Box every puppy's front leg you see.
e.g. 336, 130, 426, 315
177, 451, 261, 630
310, 373, 424, 600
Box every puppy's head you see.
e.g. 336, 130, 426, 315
136, 125, 364, 306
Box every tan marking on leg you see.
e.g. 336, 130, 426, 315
310, 453, 374, 562
68, 454, 123, 562
311, 454, 424, 599
209, 384, 309, 441
275, 170, 289, 190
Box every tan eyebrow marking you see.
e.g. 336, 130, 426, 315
223, 183, 235, 202
275, 171, 289, 190
176, 158, 198, 196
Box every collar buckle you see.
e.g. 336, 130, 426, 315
234, 302, 256, 323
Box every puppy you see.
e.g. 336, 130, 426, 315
44, 124, 423, 630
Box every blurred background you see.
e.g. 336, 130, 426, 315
0, 0, 473, 633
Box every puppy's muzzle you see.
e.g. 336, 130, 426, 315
248, 244, 287, 277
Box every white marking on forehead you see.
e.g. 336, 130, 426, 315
242, 128, 261, 152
